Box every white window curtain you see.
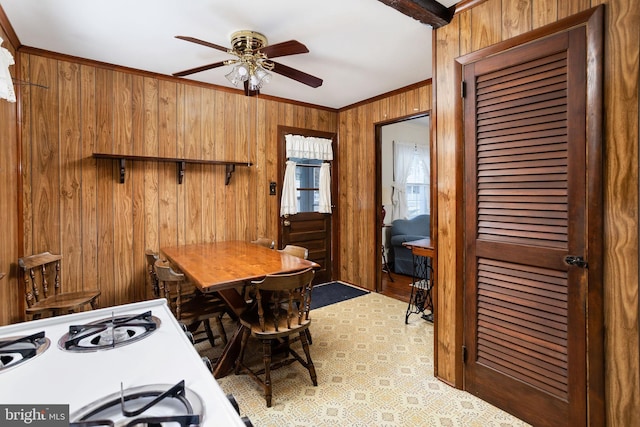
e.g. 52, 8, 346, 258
392, 141, 423, 220
281, 134, 333, 216
318, 163, 332, 213
0, 37, 16, 103
280, 160, 298, 216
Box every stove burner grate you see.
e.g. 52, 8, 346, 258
69, 380, 203, 427
59, 311, 161, 352
0, 331, 50, 373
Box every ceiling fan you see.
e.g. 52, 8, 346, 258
173, 30, 323, 96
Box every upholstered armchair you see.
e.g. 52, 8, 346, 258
389, 214, 430, 275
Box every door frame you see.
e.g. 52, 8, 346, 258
277, 125, 339, 282
374, 112, 435, 293
455, 6, 604, 425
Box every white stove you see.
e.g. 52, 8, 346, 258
0, 299, 249, 426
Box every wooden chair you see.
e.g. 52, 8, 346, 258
277, 244, 313, 342
154, 259, 230, 347
278, 244, 309, 260
251, 237, 275, 249
144, 249, 161, 298
234, 268, 318, 407
18, 252, 101, 319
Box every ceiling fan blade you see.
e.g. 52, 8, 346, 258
261, 40, 309, 58
173, 61, 227, 77
175, 35, 229, 52
271, 62, 323, 88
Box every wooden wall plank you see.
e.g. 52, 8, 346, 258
471, 0, 503, 51
502, 0, 532, 38
19, 53, 33, 259
213, 91, 227, 242
80, 65, 98, 292
131, 75, 146, 301
532, 0, 558, 28
596, 0, 640, 425
31, 55, 59, 254
58, 60, 83, 292
434, 11, 462, 385
142, 77, 159, 299
558, 0, 592, 19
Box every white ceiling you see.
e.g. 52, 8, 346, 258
0, 0, 457, 109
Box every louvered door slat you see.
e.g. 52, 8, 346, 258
477, 90, 567, 115
476, 51, 567, 85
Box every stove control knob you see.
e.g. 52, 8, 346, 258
201, 356, 213, 372
227, 394, 240, 414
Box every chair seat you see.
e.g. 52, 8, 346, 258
240, 308, 311, 339
25, 290, 101, 315
179, 293, 230, 323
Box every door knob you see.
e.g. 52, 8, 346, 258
283, 220, 291, 226
564, 255, 588, 269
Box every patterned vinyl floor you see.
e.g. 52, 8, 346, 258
197, 292, 531, 427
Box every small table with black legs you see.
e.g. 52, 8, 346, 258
402, 238, 435, 323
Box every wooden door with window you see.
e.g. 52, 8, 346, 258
461, 13, 603, 427
278, 126, 336, 284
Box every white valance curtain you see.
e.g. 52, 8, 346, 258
0, 37, 16, 103
280, 134, 333, 216
285, 134, 333, 161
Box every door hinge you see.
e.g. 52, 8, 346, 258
461, 81, 466, 98
462, 345, 468, 364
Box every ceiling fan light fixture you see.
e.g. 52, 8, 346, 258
225, 63, 250, 87
249, 65, 272, 91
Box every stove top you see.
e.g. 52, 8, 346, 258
59, 311, 160, 352
70, 380, 203, 427
0, 299, 247, 427
0, 331, 50, 373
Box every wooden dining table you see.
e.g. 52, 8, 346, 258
161, 240, 319, 378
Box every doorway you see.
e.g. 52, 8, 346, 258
376, 114, 432, 293
277, 126, 337, 284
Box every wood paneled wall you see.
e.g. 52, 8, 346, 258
0, 24, 20, 326
434, 0, 639, 424
7, 50, 336, 324
336, 84, 432, 289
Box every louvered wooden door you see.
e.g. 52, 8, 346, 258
463, 28, 593, 426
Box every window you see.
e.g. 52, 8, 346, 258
406, 156, 429, 218
292, 158, 322, 213
392, 141, 429, 219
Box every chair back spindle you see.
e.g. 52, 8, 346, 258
144, 249, 161, 298
154, 259, 230, 348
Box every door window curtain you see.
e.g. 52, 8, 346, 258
281, 134, 333, 216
